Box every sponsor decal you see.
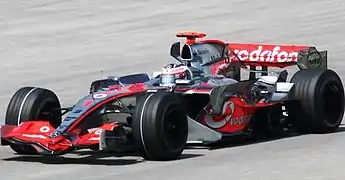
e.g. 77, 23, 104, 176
232, 45, 299, 63
93, 93, 107, 99
63, 116, 76, 122
39, 126, 50, 133
230, 115, 252, 125
147, 89, 158, 92
205, 101, 235, 129
306, 52, 322, 69
162, 66, 189, 74
88, 128, 103, 135
88, 137, 100, 141
83, 99, 94, 107
195, 48, 210, 55
73, 109, 83, 113
94, 129, 102, 135
49, 131, 61, 138
22, 134, 47, 139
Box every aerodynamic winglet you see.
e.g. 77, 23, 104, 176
187, 117, 222, 144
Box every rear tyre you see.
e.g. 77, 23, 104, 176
287, 69, 345, 133
5, 87, 62, 154
132, 92, 188, 161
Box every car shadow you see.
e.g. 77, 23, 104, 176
1, 152, 141, 166
1, 150, 204, 165
186, 124, 345, 151
3, 126, 344, 164
68, 150, 204, 160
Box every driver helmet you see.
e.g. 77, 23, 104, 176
159, 64, 191, 86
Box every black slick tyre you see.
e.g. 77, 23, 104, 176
132, 92, 188, 161
5, 87, 62, 154
287, 69, 345, 133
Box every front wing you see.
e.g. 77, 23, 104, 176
0, 121, 119, 155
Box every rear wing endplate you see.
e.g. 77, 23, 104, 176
296, 47, 327, 70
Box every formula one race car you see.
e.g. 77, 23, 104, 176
1, 32, 344, 161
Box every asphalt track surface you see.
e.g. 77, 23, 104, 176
1, 0, 345, 179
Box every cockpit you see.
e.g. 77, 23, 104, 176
154, 41, 230, 87
102, 41, 231, 88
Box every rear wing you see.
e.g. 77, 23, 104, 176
228, 43, 327, 69
174, 31, 328, 80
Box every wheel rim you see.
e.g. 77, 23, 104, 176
162, 105, 188, 152
36, 98, 61, 127
323, 82, 344, 126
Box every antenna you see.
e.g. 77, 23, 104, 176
100, 69, 104, 92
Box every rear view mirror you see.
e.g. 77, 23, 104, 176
170, 42, 195, 63
180, 44, 193, 61
170, 42, 181, 59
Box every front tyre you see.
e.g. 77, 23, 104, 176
5, 87, 62, 154
132, 92, 188, 161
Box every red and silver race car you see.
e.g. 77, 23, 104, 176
1, 32, 344, 161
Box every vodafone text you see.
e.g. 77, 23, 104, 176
232, 46, 299, 63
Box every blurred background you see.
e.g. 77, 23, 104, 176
1, 1, 345, 180
1, 0, 344, 120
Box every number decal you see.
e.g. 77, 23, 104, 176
93, 93, 107, 99
40, 126, 50, 133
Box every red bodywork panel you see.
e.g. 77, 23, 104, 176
200, 97, 278, 133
